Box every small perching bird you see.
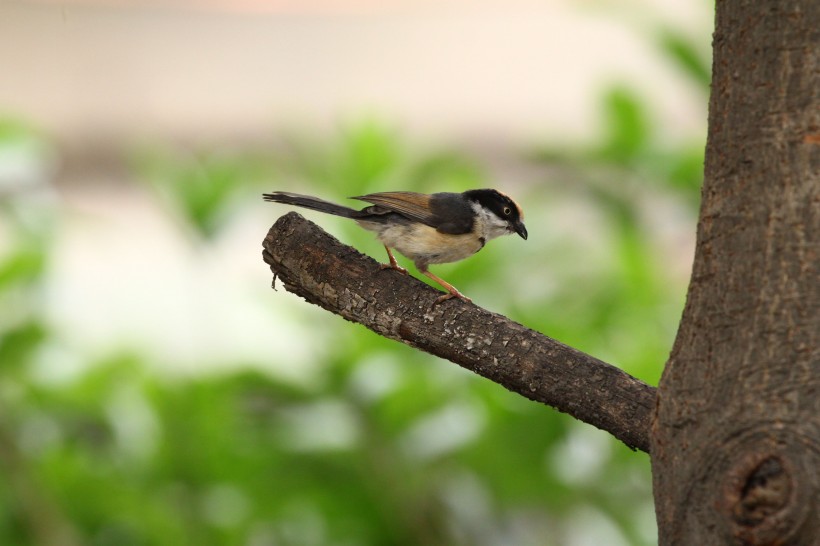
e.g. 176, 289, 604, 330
263, 189, 527, 303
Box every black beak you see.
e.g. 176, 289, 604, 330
514, 221, 528, 240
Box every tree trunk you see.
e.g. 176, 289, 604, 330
650, 1, 819, 544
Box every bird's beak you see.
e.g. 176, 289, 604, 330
514, 221, 528, 240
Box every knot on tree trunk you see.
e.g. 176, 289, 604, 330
668, 424, 820, 545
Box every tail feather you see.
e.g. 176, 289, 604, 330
263, 192, 360, 218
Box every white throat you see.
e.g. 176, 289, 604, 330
470, 202, 512, 242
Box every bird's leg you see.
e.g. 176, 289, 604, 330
379, 246, 408, 275
420, 269, 472, 304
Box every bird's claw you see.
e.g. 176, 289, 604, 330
380, 262, 409, 275
433, 290, 472, 305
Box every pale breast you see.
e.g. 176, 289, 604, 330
358, 221, 484, 268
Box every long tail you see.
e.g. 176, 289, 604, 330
262, 191, 360, 218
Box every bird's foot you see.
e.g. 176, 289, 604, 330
380, 262, 408, 275
433, 288, 472, 305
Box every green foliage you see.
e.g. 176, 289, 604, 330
133, 146, 277, 239
0, 243, 46, 292
275, 121, 486, 197
0, 112, 692, 543
0, 117, 44, 144
657, 27, 711, 90
336, 121, 401, 190
531, 81, 704, 210
405, 152, 486, 192
0, 11, 709, 541
599, 87, 652, 164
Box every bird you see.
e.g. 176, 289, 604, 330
263, 189, 527, 304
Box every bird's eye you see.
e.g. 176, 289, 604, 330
503, 206, 511, 215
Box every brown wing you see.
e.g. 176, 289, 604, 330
351, 192, 435, 224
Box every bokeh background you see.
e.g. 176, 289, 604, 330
0, 0, 711, 544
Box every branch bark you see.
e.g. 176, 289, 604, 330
263, 212, 656, 453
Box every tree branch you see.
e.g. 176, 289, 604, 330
263, 212, 656, 453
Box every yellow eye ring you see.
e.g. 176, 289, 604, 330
503, 206, 512, 215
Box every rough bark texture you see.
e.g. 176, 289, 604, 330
263, 212, 656, 452
651, 1, 819, 544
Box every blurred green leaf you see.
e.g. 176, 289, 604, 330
337, 121, 401, 193
0, 117, 41, 143
406, 151, 485, 193
141, 152, 235, 237
658, 28, 711, 89
0, 246, 46, 291
133, 148, 276, 238
0, 321, 47, 373
665, 146, 705, 196
1, 52, 701, 543
599, 86, 651, 164
276, 120, 401, 197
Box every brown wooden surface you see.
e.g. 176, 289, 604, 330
263, 212, 656, 453
651, 0, 820, 543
